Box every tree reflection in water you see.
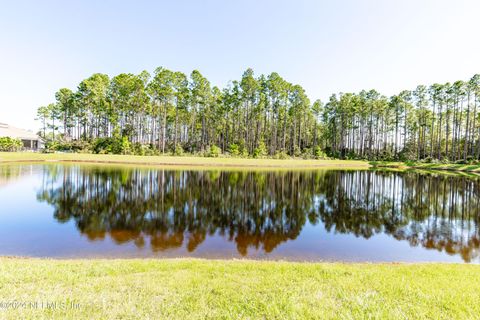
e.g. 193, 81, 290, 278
35, 165, 480, 261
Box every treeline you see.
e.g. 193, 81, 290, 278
37, 68, 322, 158
36, 69, 480, 161
324, 75, 480, 161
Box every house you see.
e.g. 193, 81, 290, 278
0, 122, 42, 150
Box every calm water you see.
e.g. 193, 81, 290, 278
0, 164, 479, 263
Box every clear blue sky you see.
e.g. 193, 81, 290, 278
1, 0, 480, 130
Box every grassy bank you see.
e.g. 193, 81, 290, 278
371, 161, 480, 173
0, 258, 478, 319
0, 152, 369, 169
5, 152, 480, 173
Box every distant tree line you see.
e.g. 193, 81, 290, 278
36, 68, 321, 158
36, 69, 480, 161
323, 75, 480, 162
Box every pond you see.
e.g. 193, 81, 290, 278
0, 164, 479, 263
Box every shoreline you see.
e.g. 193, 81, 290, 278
0, 255, 471, 264
4, 153, 480, 177
371, 161, 480, 174
0, 152, 370, 169
3, 152, 480, 173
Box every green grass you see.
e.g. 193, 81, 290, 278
0, 152, 369, 169
412, 163, 480, 172
0, 258, 478, 319
370, 161, 480, 173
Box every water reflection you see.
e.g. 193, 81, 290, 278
0, 165, 33, 188
30, 165, 480, 262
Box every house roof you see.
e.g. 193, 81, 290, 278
0, 122, 40, 140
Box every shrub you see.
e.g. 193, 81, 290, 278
377, 150, 394, 162
173, 144, 184, 156
314, 146, 328, 159
207, 145, 222, 157
293, 146, 302, 157
398, 143, 417, 161
43, 140, 58, 153
274, 150, 289, 159
92, 136, 131, 155
236, 140, 249, 158
240, 148, 250, 158
422, 156, 433, 163
120, 137, 131, 155
47, 140, 92, 153
132, 143, 155, 156
229, 143, 240, 156
144, 146, 159, 156
301, 148, 313, 159
93, 137, 115, 154
0, 137, 23, 151
253, 141, 267, 158
93, 137, 112, 154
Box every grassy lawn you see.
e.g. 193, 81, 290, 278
412, 163, 480, 173
0, 152, 369, 169
0, 258, 478, 319
5, 152, 480, 173
371, 161, 480, 174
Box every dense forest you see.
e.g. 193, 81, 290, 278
36, 69, 480, 161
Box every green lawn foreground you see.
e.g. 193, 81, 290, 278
0, 258, 478, 319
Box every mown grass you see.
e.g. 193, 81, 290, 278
0, 152, 369, 169
370, 161, 480, 173
0, 258, 478, 319
413, 163, 480, 172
